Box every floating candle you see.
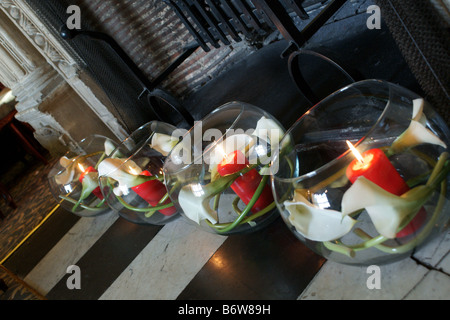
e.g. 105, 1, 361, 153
345, 142, 409, 195
131, 170, 176, 216
345, 141, 425, 237
217, 149, 273, 213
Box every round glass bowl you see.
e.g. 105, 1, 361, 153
271, 80, 450, 266
48, 134, 117, 217
98, 121, 180, 225
163, 101, 286, 235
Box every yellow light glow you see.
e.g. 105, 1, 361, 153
215, 145, 229, 163
346, 140, 365, 164
77, 163, 85, 172
216, 145, 226, 157
127, 165, 140, 175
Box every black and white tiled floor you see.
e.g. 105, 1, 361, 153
0, 156, 448, 300
1, 2, 449, 300
0, 161, 325, 300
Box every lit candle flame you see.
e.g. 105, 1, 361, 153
346, 140, 365, 165
215, 145, 229, 162
78, 163, 86, 172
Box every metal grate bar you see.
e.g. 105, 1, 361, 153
179, 0, 221, 49
232, 0, 264, 31
166, 0, 345, 52
191, 0, 231, 46
206, 0, 242, 42
219, 0, 254, 38
163, 0, 211, 51
252, 0, 307, 46
286, 0, 310, 20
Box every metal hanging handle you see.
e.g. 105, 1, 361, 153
146, 88, 195, 129
288, 49, 357, 105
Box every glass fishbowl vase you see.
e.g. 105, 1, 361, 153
271, 79, 450, 265
48, 134, 118, 217
163, 101, 286, 235
98, 121, 180, 225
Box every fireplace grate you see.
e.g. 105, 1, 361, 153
164, 0, 347, 52
166, 0, 349, 104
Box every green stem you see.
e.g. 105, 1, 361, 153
427, 153, 449, 188
210, 174, 270, 234
323, 241, 355, 258
349, 232, 388, 251
206, 155, 294, 232
213, 193, 221, 211
158, 192, 170, 204
212, 201, 276, 229
231, 196, 242, 215
95, 151, 106, 170
72, 199, 82, 212
116, 194, 173, 213
59, 195, 106, 212
324, 231, 387, 257
95, 197, 107, 208
144, 203, 174, 217
239, 202, 276, 225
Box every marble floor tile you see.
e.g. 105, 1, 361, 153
437, 251, 450, 275
24, 211, 118, 295
99, 218, 227, 300
298, 258, 429, 300
413, 230, 450, 268
404, 270, 450, 300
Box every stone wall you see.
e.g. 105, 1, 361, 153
0, 0, 260, 154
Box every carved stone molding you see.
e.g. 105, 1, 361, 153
0, 0, 128, 149
0, 0, 77, 79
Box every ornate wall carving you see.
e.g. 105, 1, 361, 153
0, 0, 128, 154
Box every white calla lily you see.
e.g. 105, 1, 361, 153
178, 167, 247, 225
104, 139, 117, 156
391, 98, 447, 153
150, 133, 179, 156
179, 184, 218, 225
412, 98, 427, 125
54, 156, 78, 185
341, 176, 430, 239
391, 120, 447, 152
284, 191, 357, 241
253, 116, 289, 175
59, 155, 73, 168
253, 117, 282, 143
253, 116, 290, 149
97, 158, 149, 189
